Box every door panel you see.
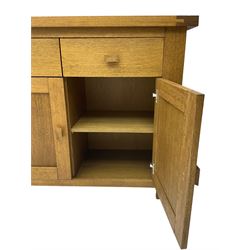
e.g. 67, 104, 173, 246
153, 78, 204, 249
31, 78, 72, 181
32, 93, 57, 166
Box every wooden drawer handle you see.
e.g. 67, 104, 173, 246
55, 127, 63, 140
104, 55, 120, 64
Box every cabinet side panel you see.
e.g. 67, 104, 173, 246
31, 93, 57, 166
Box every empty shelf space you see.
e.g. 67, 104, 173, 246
74, 150, 153, 187
71, 111, 154, 133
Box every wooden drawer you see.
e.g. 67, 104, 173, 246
32, 39, 62, 76
60, 38, 163, 77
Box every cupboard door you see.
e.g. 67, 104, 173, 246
152, 78, 204, 249
31, 78, 71, 181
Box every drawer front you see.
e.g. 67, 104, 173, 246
32, 39, 62, 76
60, 38, 163, 77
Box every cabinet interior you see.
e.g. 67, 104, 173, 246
65, 77, 155, 186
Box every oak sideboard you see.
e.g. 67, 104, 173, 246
31, 16, 204, 249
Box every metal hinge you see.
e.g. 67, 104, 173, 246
150, 163, 155, 174
152, 90, 158, 103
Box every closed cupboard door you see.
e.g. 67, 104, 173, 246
31, 78, 71, 181
152, 78, 204, 249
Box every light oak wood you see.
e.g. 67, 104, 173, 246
64, 78, 87, 176
32, 167, 57, 180
31, 39, 62, 76
65, 77, 155, 175
31, 16, 202, 249
153, 173, 176, 229
162, 27, 187, 84
71, 112, 153, 133
104, 55, 120, 64
175, 93, 204, 248
152, 78, 204, 249
154, 85, 185, 217
32, 150, 153, 187
85, 77, 155, 111
77, 150, 152, 186
32, 27, 165, 38
31, 79, 56, 167
32, 78, 72, 179
60, 38, 163, 77
88, 133, 153, 150
31, 16, 198, 29
48, 78, 72, 179
31, 78, 49, 93
157, 76, 188, 112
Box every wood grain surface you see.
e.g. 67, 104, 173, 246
31, 39, 62, 76
64, 78, 87, 177
32, 150, 153, 187
162, 27, 187, 84
30, 16, 202, 249
71, 111, 153, 133
32, 167, 58, 180
85, 77, 155, 111
48, 78, 72, 179
88, 133, 152, 150
152, 78, 204, 248
31, 16, 198, 29
60, 38, 163, 77
31, 78, 57, 167
32, 27, 165, 38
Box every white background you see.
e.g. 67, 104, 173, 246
0, 0, 250, 249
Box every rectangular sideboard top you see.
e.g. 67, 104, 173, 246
31, 16, 199, 29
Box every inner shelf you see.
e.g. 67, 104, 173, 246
74, 150, 153, 187
71, 111, 154, 133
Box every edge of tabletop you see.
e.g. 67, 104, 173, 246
31, 16, 199, 29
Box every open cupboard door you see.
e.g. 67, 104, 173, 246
152, 78, 204, 249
